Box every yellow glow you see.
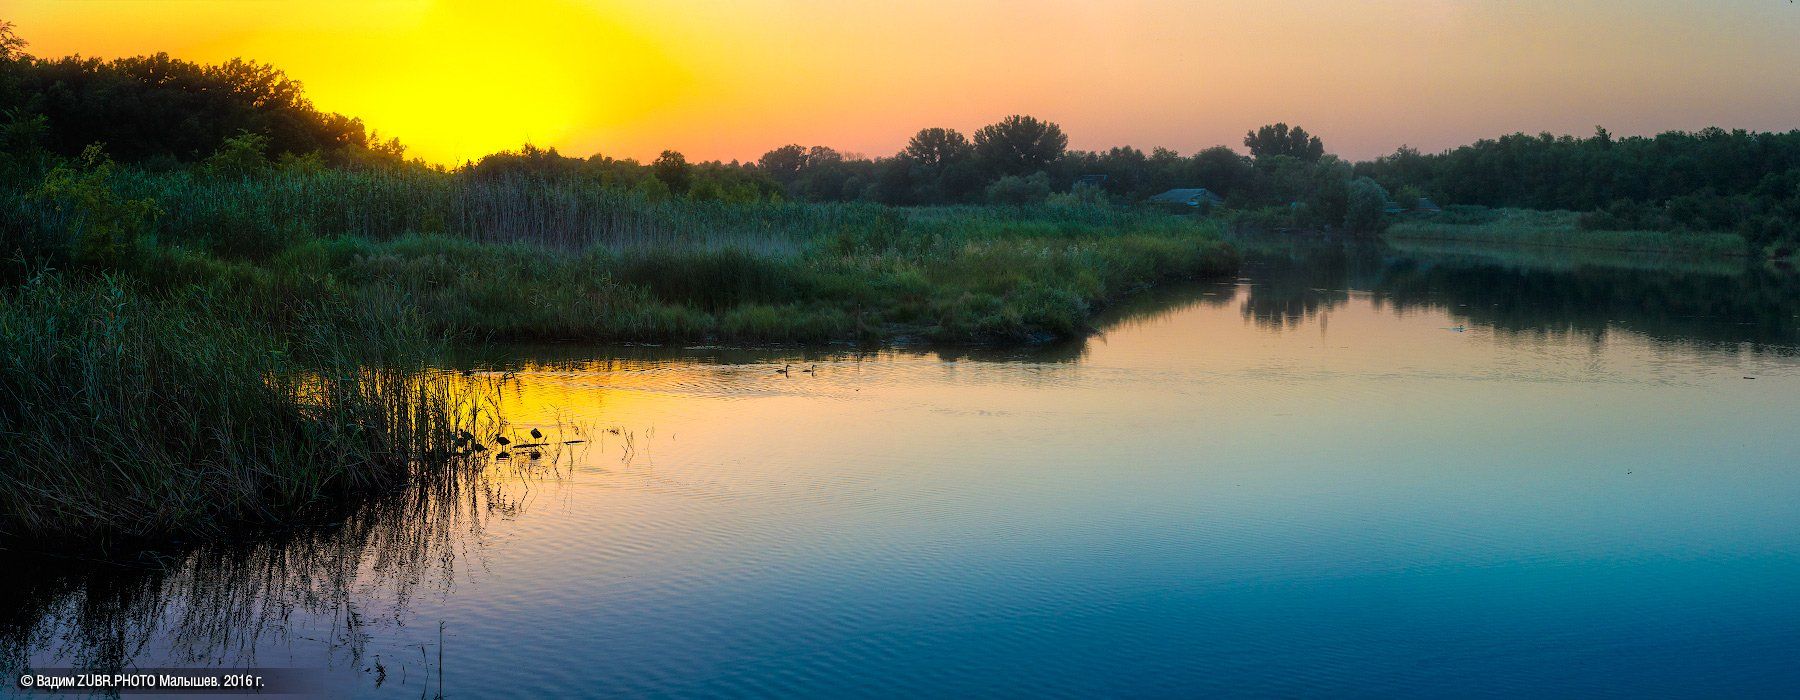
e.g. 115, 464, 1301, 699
10, 0, 688, 163
10, 1, 1800, 163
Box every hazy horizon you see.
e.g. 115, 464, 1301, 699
11, 0, 1800, 164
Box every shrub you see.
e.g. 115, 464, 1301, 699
26, 145, 160, 267
1343, 177, 1391, 234
985, 172, 1052, 205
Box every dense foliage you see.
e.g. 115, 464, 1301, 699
8, 18, 1790, 249
1358, 128, 1800, 251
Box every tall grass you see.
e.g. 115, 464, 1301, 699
100, 168, 879, 253
1, 164, 1240, 547
224, 208, 1237, 344
9, 163, 1240, 343
0, 273, 501, 548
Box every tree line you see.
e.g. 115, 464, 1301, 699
2, 21, 1796, 247
1356, 128, 1800, 248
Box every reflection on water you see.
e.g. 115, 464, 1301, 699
0, 415, 579, 697
6, 238, 1800, 697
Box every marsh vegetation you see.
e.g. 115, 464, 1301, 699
0, 19, 1792, 554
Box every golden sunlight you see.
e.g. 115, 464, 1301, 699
14, 0, 688, 163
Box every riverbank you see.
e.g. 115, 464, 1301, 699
1383, 208, 1747, 257
1, 200, 1235, 548
50, 202, 1238, 345
0, 274, 506, 550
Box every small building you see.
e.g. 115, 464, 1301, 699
1148, 188, 1225, 209
1073, 174, 1109, 190
1413, 197, 1443, 214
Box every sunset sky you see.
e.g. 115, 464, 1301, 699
10, 0, 1800, 164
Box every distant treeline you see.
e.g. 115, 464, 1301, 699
1357, 128, 1800, 248
1, 21, 1796, 248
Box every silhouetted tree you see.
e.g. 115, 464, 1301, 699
0, 21, 26, 62
973, 115, 1068, 176
1191, 146, 1255, 201
902, 128, 973, 169
652, 150, 691, 194
757, 144, 809, 184
1245, 123, 1324, 162
1, 47, 379, 165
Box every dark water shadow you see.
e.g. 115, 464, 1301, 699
440, 279, 1245, 371
0, 384, 581, 695
1229, 232, 1800, 353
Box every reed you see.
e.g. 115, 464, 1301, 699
0, 273, 501, 547
0, 169, 1239, 545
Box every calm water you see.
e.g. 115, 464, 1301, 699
8, 240, 1800, 697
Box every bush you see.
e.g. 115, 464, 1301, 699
1047, 182, 1109, 209
1343, 177, 1391, 234
26, 145, 160, 268
984, 172, 1052, 205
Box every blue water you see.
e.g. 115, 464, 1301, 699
10, 242, 1800, 697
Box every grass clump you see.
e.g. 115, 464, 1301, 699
0, 273, 498, 548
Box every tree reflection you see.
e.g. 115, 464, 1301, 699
1230, 235, 1800, 351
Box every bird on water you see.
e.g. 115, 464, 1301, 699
776, 364, 790, 375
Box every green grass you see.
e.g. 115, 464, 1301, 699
12, 164, 1239, 343
1385, 208, 1747, 257
82, 204, 1237, 345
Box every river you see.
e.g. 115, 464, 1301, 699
7, 237, 1800, 697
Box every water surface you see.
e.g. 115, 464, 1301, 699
8, 240, 1800, 697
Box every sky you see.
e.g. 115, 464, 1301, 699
9, 0, 1800, 164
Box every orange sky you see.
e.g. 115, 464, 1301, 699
9, 0, 1800, 164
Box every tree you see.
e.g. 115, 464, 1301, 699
1245, 123, 1324, 162
0, 26, 384, 165
1191, 146, 1254, 200
902, 127, 973, 169
757, 144, 809, 183
1343, 177, 1392, 234
0, 21, 28, 62
973, 115, 1068, 176
652, 150, 691, 194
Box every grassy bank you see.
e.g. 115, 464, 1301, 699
2, 164, 1237, 547
269, 209, 1234, 344
1383, 208, 1747, 257
0, 273, 503, 549
11, 162, 1238, 344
